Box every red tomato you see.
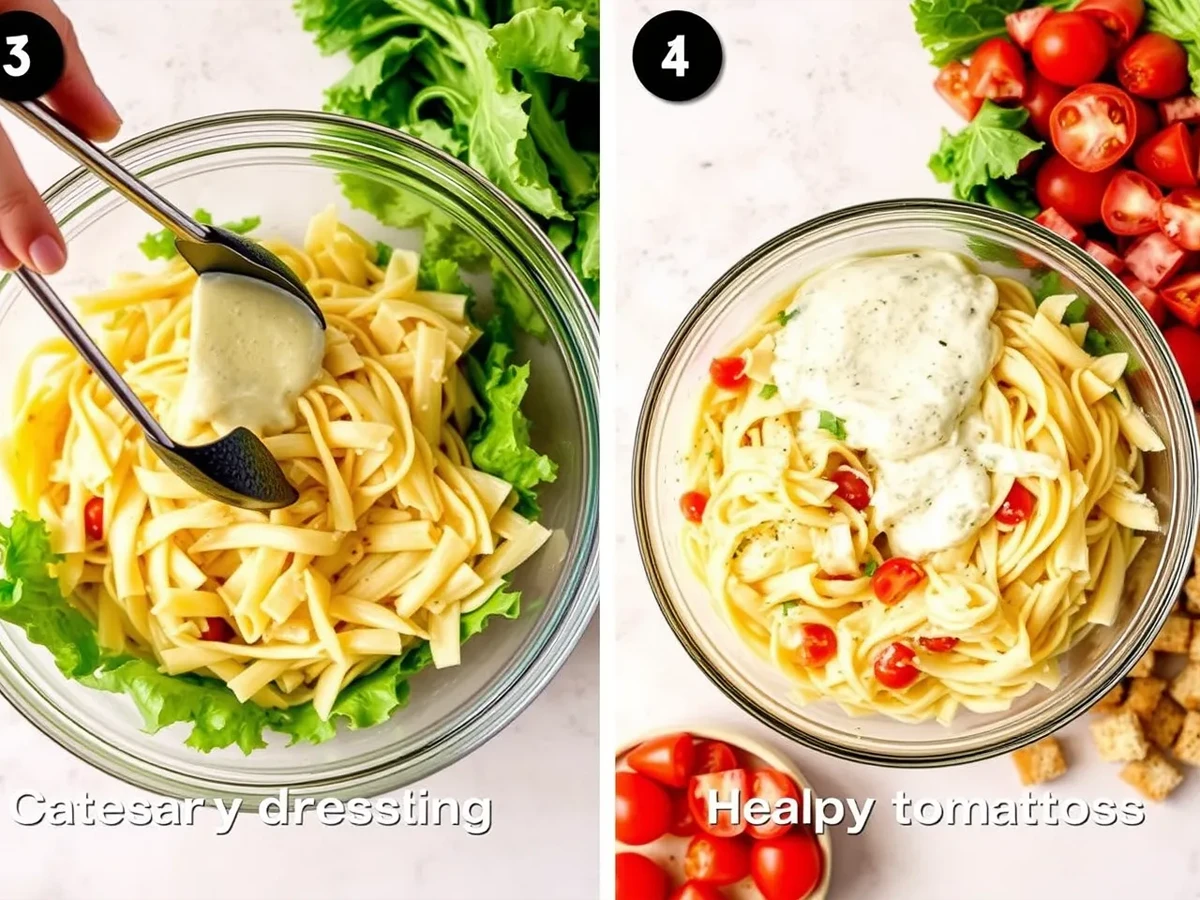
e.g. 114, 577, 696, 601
1160, 96, 1200, 126
616, 853, 670, 900
1163, 324, 1200, 399
685, 835, 751, 886
1101, 170, 1163, 235
995, 481, 1037, 525
795, 624, 838, 668
689, 769, 748, 838
934, 61, 982, 121
874, 642, 921, 690
1118, 33, 1189, 99
871, 558, 927, 606
1034, 207, 1086, 244
1120, 272, 1166, 323
1124, 231, 1191, 287
1131, 97, 1159, 144
918, 636, 961, 652
1031, 12, 1111, 86
83, 496, 104, 541
1035, 155, 1113, 224
1051, 84, 1136, 172
616, 772, 673, 846
829, 466, 870, 511
671, 789, 700, 837
746, 770, 800, 840
967, 38, 1027, 101
750, 833, 824, 900
628, 733, 696, 789
1162, 274, 1200, 328
1076, 0, 1145, 47
1084, 239, 1126, 273
669, 884, 726, 900
1134, 123, 1197, 188
681, 491, 708, 523
1022, 72, 1068, 138
1158, 189, 1200, 250
1007, 6, 1054, 50
198, 617, 233, 642
695, 740, 739, 775
709, 356, 747, 390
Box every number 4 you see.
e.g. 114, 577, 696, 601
662, 34, 688, 78
4, 35, 31, 78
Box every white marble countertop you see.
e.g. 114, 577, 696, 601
614, 2, 1200, 899
0, 3, 598, 898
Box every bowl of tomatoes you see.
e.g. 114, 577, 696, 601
615, 729, 832, 900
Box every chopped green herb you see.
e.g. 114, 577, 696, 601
775, 308, 799, 327
864, 559, 878, 577
760, 383, 779, 399
818, 411, 847, 440
374, 241, 394, 266
780, 601, 797, 614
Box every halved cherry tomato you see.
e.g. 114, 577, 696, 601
934, 61, 982, 121
1134, 123, 1197, 188
1101, 170, 1163, 235
795, 623, 837, 668
829, 466, 870, 511
1161, 273, 1200, 327
689, 769, 749, 838
1022, 72, 1068, 138
1158, 189, 1200, 250
1076, 0, 1144, 48
874, 642, 920, 690
616, 853, 669, 900
681, 491, 708, 523
709, 356, 747, 390
628, 733, 695, 789
1160, 96, 1200, 126
1118, 33, 1189, 99
750, 833, 824, 900
671, 788, 700, 837
1163, 324, 1200, 400
1084, 239, 1125, 273
1131, 97, 1159, 144
1034, 207, 1085, 244
695, 740, 739, 775
1035, 155, 1113, 225
746, 770, 800, 840
871, 558, 926, 606
1124, 231, 1191, 287
616, 772, 673, 845
669, 883, 726, 900
1007, 6, 1054, 50
1032, 12, 1111, 87
967, 38, 1027, 101
1120, 272, 1166, 323
995, 481, 1036, 525
83, 496, 104, 541
1051, 83, 1136, 172
685, 834, 751, 886
198, 617, 234, 642
918, 636, 961, 653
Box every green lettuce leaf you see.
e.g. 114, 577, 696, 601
137, 209, 262, 260
461, 584, 521, 640
324, 34, 427, 125
929, 101, 1043, 201
911, 0, 1073, 65
492, 264, 549, 340
489, 7, 589, 80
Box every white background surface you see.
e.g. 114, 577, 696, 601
0, 3, 598, 899
614, 2, 1200, 899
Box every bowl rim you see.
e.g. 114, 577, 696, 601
631, 197, 1200, 768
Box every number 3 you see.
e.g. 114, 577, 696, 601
3, 34, 31, 78
662, 34, 688, 78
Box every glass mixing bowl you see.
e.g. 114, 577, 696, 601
633, 199, 1199, 767
0, 111, 598, 799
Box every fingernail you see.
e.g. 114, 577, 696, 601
29, 235, 66, 274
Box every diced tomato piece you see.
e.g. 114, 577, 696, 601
694, 740, 739, 775
1084, 240, 1125, 273
871, 558, 926, 606
795, 623, 837, 668
1120, 272, 1166, 324
995, 481, 1037, 525
1006, 6, 1054, 50
1134, 123, 1197, 188
681, 491, 708, 523
746, 770, 801, 840
670, 789, 700, 837
628, 732, 696, 789
1160, 96, 1200, 126
1101, 169, 1163, 235
1022, 72, 1068, 139
967, 37, 1027, 101
1034, 207, 1085, 244
1077, 0, 1145, 48
83, 496, 104, 541
1124, 231, 1191, 288
829, 465, 870, 510
874, 642, 920, 690
934, 61, 982, 121
689, 769, 749, 838
685, 834, 751, 886
199, 617, 234, 642
710, 356, 747, 390
1161, 273, 1200, 327
918, 636, 961, 653
669, 883, 725, 900
1158, 188, 1200, 251
1163, 325, 1200, 400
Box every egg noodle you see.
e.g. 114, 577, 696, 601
2, 207, 550, 721
682, 264, 1164, 723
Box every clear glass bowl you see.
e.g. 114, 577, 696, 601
0, 111, 598, 799
633, 199, 1199, 767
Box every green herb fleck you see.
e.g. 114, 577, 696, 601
775, 308, 799, 327
760, 383, 779, 399
818, 411, 847, 440
374, 241, 394, 266
864, 559, 878, 577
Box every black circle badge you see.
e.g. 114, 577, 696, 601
0, 11, 65, 102
633, 10, 723, 103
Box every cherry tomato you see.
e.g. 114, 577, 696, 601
967, 38, 1027, 101
1076, 0, 1144, 47
1084, 239, 1125, 273
695, 740, 739, 775
874, 642, 921, 690
616, 853, 670, 900
83, 496, 104, 541
1124, 231, 1191, 287
746, 770, 800, 840
685, 834, 751, 886
1022, 72, 1068, 138
795, 623, 838, 668
1031, 12, 1111, 87
1051, 84, 1136, 172
1160, 96, 1200, 126
1117, 33, 1189, 100
1034, 207, 1086, 244
670, 788, 700, 837
995, 481, 1037, 526
1101, 170, 1163, 235
934, 61, 982, 121
709, 356, 747, 391
1134, 123, 1197, 188
829, 466, 870, 511
1035, 155, 1113, 225
1163, 324, 1200, 399
1006, 6, 1054, 50
689, 769, 748, 838
918, 636, 961, 652
198, 617, 234, 642
1158, 189, 1200, 251
871, 558, 926, 606
681, 491, 708, 523
1120, 272, 1166, 324
750, 833, 824, 900
1131, 97, 1159, 144
616, 772, 673, 845
628, 732, 696, 789
1162, 274, 1200, 328
669, 883, 726, 900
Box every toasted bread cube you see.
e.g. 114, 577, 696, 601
1090, 709, 1149, 762
1185, 577, 1200, 616
1169, 662, 1200, 711
1120, 750, 1183, 802
1011, 737, 1068, 786
1125, 676, 1167, 722
1190, 627, 1200, 662
1147, 696, 1187, 749
1174, 711, 1200, 766
1091, 682, 1125, 714
1152, 614, 1193, 654
1130, 651, 1156, 678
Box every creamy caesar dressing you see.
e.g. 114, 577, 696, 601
178, 273, 325, 435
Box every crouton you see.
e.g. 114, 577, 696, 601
1091, 682, 1125, 714
1125, 677, 1167, 722
1152, 614, 1193, 654
1174, 711, 1200, 767
1147, 696, 1186, 749
1090, 709, 1149, 762
1190, 627, 1200, 662
1169, 662, 1200, 711
1011, 737, 1068, 786
1120, 750, 1183, 802
1130, 651, 1156, 678
1185, 577, 1200, 616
